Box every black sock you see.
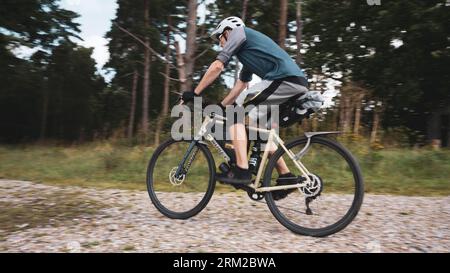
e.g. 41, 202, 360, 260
279, 172, 294, 178
235, 165, 250, 174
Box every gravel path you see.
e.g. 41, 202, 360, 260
0, 179, 448, 253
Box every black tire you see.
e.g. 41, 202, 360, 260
263, 136, 364, 237
146, 138, 216, 219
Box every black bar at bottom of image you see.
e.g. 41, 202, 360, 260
0, 253, 445, 272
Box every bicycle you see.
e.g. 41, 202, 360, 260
146, 103, 364, 237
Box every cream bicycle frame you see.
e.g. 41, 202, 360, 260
195, 114, 332, 193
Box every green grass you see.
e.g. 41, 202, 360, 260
357, 148, 450, 195
0, 142, 449, 196
0, 142, 152, 191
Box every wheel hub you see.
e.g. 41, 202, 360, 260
169, 167, 186, 186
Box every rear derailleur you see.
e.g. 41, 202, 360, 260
303, 174, 323, 215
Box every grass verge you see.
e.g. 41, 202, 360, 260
0, 142, 448, 196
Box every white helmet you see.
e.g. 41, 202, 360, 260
211, 16, 245, 40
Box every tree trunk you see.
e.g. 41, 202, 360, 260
370, 107, 380, 144
155, 17, 172, 146
312, 116, 318, 132
184, 0, 197, 91
427, 111, 441, 149
242, 0, 249, 23
302, 118, 309, 132
332, 108, 339, 131
278, 0, 288, 49
128, 69, 139, 139
338, 98, 344, 131
40, 86, 48, 141
175, 41, 188, 91
58, 85, 64, 139
79, 127, 85, 143
234, 0, 250, 84
353, 93, 364, 135
346, 96, 354, 134
295, 0, 303, 64
142, 0, 151, 139
340, 95, 352, 133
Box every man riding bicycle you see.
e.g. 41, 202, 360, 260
181, 16, 309, 198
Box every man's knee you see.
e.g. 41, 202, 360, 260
225, 105, 246, 128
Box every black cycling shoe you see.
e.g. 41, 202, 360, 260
272, 173, 301, 201
216, 166, 252, 185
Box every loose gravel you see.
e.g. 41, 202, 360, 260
0, 179, 448, 253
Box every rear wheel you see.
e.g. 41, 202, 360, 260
146, 139, 216, 219
263, 136, 364, 237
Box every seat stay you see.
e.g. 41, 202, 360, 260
304, 131, 342, 138
294, 131, 341, 161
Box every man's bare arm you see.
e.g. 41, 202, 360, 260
194, 60, 224, 95
221, 80, 248, 106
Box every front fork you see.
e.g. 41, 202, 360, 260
174, 116, 213, 178
174, 140, 199, 178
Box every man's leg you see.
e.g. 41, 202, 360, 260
275, 154, 291, 175
265, 137, 290, 175
228, 122, 291, 173
215, 108, 252, 184
229, 123, 248, 169
249, 111, 290, 175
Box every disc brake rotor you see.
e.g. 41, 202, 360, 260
301, 174, 323, 198
169, 167, 186, 186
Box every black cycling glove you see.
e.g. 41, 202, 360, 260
181, 91, 200, 103
217, 102, 237, 110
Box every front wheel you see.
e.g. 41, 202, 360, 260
146, 139, 216, 219
263, 136, 364, 237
